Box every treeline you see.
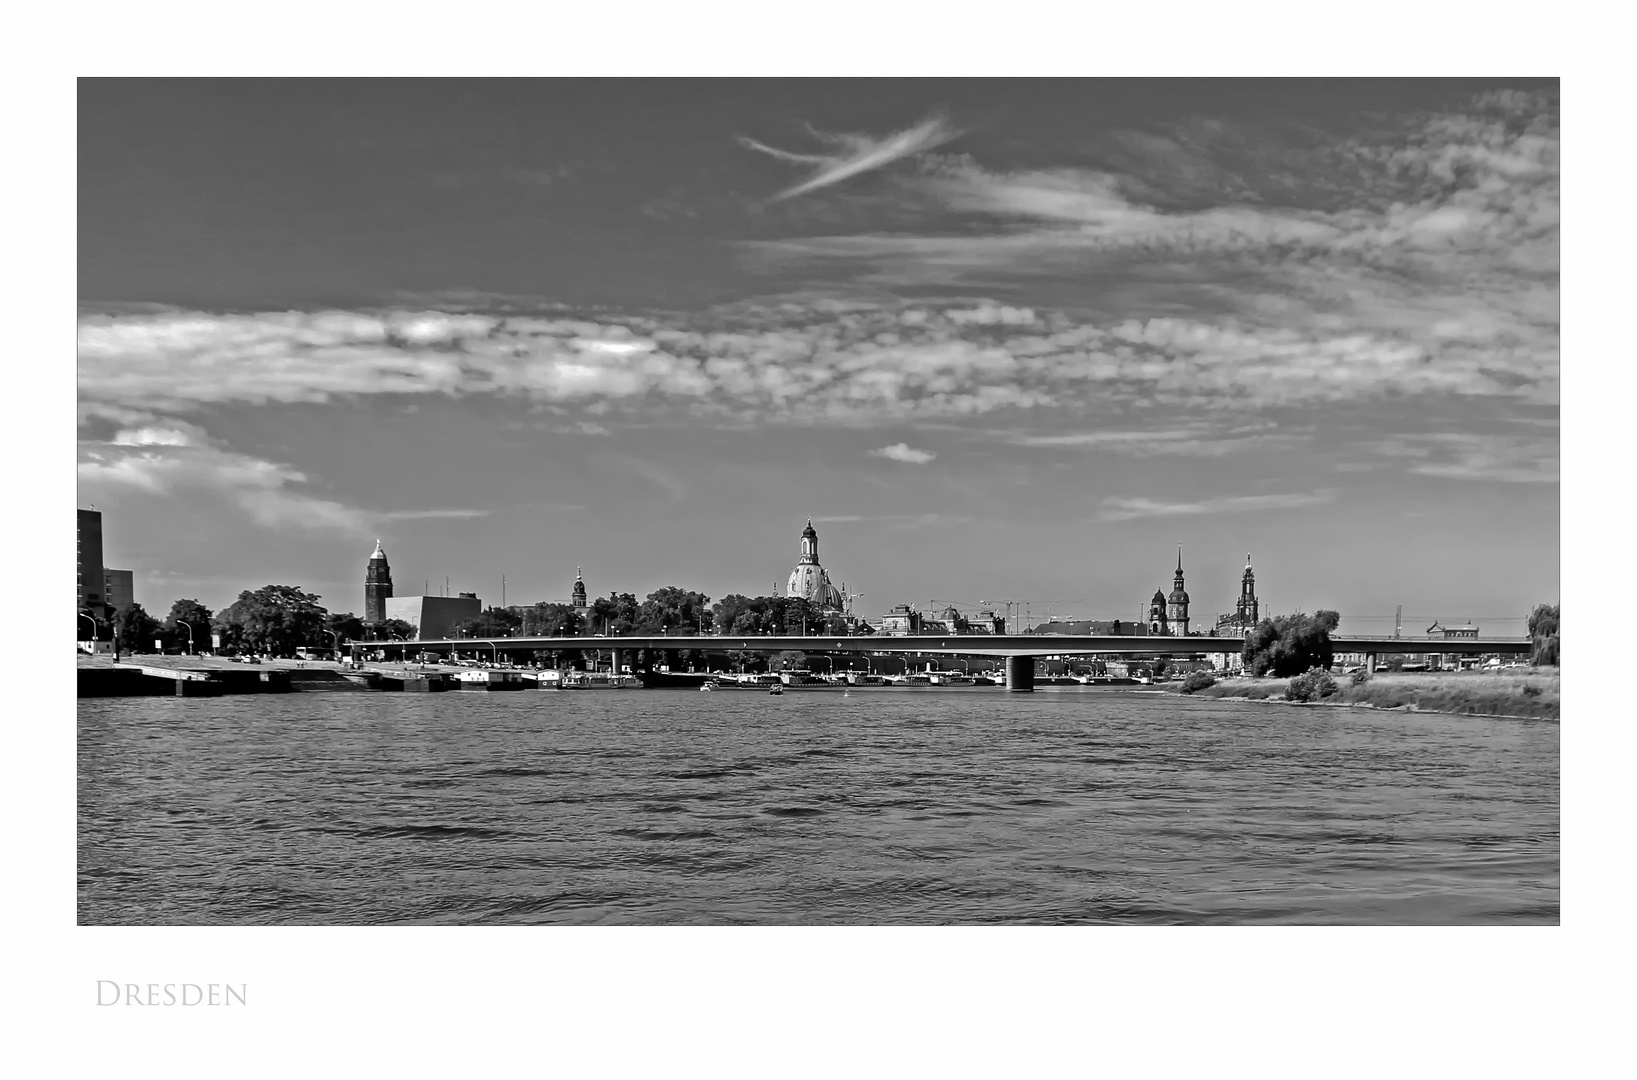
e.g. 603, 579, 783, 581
79, 585, 417, 657
1237, 604, 1561, 676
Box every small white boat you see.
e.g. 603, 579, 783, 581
768, 684, 784, 696
699, 681, 715, 692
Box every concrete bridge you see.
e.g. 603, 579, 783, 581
364, 633, 1533, 692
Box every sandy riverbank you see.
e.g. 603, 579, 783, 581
1170, 667, 1560, 720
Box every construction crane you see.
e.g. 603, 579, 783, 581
980, 599, 1094, 634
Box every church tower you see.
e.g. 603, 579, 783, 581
787, 520, 842, 610
571, 567, 589, 616
1166, 546, 1190, 636
1235, 553, 1259, 628
798, 520, 819, 565
1148, 589, 1169, 636
364, 539, 392, 624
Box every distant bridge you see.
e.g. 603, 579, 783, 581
363, 633, 1532, 692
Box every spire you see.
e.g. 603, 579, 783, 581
575, 566, 582, 581
1247, 552, 1252, 569
1177, 544, 1183, 573
370, 538, 385, 560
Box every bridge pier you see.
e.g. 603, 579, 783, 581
1006, 655, 1035, 693
610, 648, 626, 675
1366, 653, 1377, 674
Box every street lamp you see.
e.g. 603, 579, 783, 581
79, 612, 97, 650
176, 620, 194, 655
323, 629, 340, 661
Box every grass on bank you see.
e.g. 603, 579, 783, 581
1179, 667, 1560, 720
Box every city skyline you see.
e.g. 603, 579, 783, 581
77, 79, 1559, 633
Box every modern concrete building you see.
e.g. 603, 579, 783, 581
384, 594, 482, 640
78, 508, 107, 616
104, 568, 134, 613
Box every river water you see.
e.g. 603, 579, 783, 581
77, 689, 1559, 925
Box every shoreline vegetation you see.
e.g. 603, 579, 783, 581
1168, 668, 1560, 720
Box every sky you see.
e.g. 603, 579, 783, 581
76, 78, 1560, 636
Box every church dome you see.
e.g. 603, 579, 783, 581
1169, 587, 1190, 604
1151, 589, 1166, 604
369, 539, 386, 560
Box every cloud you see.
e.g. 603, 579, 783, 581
78, 443, 369, 533
738, 114, 960, 200
1373, 432, 1558, 484
1013, 422, 1295, 457
738, 92, 1559, 417
870, 442, 936, 464
76, 298, 1556, 440
380, 509, 492, 520
1098, 490, 1336, 522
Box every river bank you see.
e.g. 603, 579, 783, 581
1170, 668, 1560, 720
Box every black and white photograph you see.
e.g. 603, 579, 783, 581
17, 19, 1609, 1073
74, 74, 1561, 928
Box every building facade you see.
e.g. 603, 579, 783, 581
383, 594, 482, 640
364, 539, 393, 624
78, 508, 106, 616
786, 520, 844, 611
104, 568, 134, 613
879, 604, 922, 636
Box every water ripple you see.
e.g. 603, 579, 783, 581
77, 690, 1559, 925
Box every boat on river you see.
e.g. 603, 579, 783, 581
556, 671, 640, 690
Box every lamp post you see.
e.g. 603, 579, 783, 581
323, 629, 340, 661
176, 620, 194, 655
79, 612, 98, 651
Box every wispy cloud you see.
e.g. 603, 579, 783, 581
1374, 432, 1558, 484
76, 299, 1555, 436
738, 114, 960, 201
869, 442, 936, 464
1013, 423, 1294, 457
77, 442, 368, 533
1098, 490, 1336, 522
380, 509, 492, 520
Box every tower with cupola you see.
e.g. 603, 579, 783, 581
364, 539, 393, 624
1165, 546, 1191, 636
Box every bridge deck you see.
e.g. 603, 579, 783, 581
367, 634, 1532, 657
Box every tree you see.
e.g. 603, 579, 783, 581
588, 592, 641, 636
638, 586, 714, 635
780, 597, 815, 635
769, 650, 808, 671
1528, 603, 1560, 666
1242, 612, 1336, 677
163, 598, 212, 652
521, 603, 581, 637
78, 607, 112, 642
451, 606, 522, 640
112, 602, 160, 654
365, 618, 418, 642
214, 585, 329, 656
325, 611, 365, 645
711, 594, 760, 637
